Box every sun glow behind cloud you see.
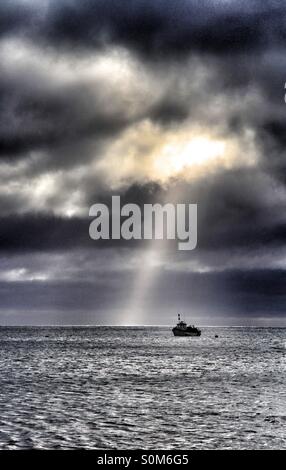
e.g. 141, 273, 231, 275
97, 121, 258, 187
154, 136, 226, 177
0, 38, 261, 221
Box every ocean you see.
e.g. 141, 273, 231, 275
0, 326, 285, 449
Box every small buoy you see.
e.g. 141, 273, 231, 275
215, 335, 218, 338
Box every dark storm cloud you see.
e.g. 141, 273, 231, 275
150, 269, 286, 315
0, 169, 285, 255
1, 1, 286, 57
0, 52, 198, 164
0, 214, 90, 252
92, 173, 286, 255
0, 69, 131, 162
148, 98, 190, 125
89, 171, 285, 255
0, 2, 32, 38
0, 0, 286, 323
0, 111, 128, 162
0, 0, 285, 164
0, 268, 285, 324
35, 1, 286, 57
188, 169, 286, 251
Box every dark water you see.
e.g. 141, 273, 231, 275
0, 326, 285, 449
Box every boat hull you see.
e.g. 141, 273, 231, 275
172, 328, 201, 337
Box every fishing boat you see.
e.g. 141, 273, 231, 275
172, 314, 201, 337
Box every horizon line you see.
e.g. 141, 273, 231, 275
0, 324, 285, 328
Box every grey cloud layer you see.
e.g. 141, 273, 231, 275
3, 0, 286, 56
0, 0, 286, 322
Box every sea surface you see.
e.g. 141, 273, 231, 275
0, 326, 285, 449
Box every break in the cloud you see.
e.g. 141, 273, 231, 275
0, 0, 286, 324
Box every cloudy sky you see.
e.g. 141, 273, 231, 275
0, 0, 286, 325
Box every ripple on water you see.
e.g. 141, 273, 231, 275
0, 326, 285, 449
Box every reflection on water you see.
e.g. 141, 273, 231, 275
0, 326, 285, 449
